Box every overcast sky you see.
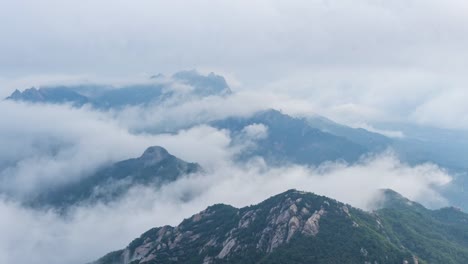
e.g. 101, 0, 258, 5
1, 0, 467, 81
1, 0, 468, 130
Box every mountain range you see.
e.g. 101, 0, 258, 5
6, 70, 468, 210
3, 71, 468, 263
212, 109, 368, 165
6, 70, 231, 108
92, 189, 468, 264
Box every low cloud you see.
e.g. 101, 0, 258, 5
1, 0, 468, 262
0, 88, 456, 264
0, 151, 452, 264
108, 89, 315, 133
0, 101, 235, 198
352, 123, 405, 138
241, 123, 269, 140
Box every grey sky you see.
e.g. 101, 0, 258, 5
1, 0, 468, 130
1, 0, 467, 80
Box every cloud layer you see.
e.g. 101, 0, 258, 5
1, 0, 468, 77
1, 1, 467, 262
0, 100, 237, 198
0, 151, 452, 264
1, 0, 468, 132
0, 98, 454, 264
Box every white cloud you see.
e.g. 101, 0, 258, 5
241, 123, 269, 140
410, 88, 468, 130
0, 101, 235, 198
1, 0, 468, 84
111, 90, 315, 133
0, 151, 452, 264
352, 123, 405, 138
1, 1, 467, 261
0, 96, 455, 264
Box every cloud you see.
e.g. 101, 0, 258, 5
2, 0, 468, 132
0, 87, 315, 199
111, 90, 316, 133
241, 123, 269, 140
0, 95, 455, 264
0, 151, 452, 264
352, 123, 405, 138
0, 101, 236, 198
0, 0, 467, 262
1, 0, 468, 83
4, 69, 468, 134
249, 67, 468, 131
410, 88, 468, 130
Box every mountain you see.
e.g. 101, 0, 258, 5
374, 190, 468, 263
5, 70, 231, 108
31, 146, 201, 209
301, 116, 468, 211
309, 117, 468, 172
385, 124, 468, 171
172, 70, 231, 96
306, 115, 392, 152
212, 110, 367, 165
7, 86, 90, 106
92, 189, 468, 264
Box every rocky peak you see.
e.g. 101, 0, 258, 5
94, 190, 443, 264
96, 190, 361, 264
253, 190, 332, 252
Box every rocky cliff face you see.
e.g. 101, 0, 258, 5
94, 190, 428, 264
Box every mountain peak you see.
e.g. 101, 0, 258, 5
172, 70, 231, 96
254, 108, 285, 118
380, 188, 405, 199
140, 146, 171, 163
32, 145, 200, 209
375, 189, 426, 211
10, 89, 22, 97
96, 189, 443, 264
6, 86, 43, 101
268, 188, 312, 201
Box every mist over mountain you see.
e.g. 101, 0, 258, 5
306, 115, 392, 152
5, 70, 231, 109
30, 146, 201, 210
2, 1, 468, 263
0, 82, 463, 263
2, 71, 466, 211
212, 109, 367, 165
